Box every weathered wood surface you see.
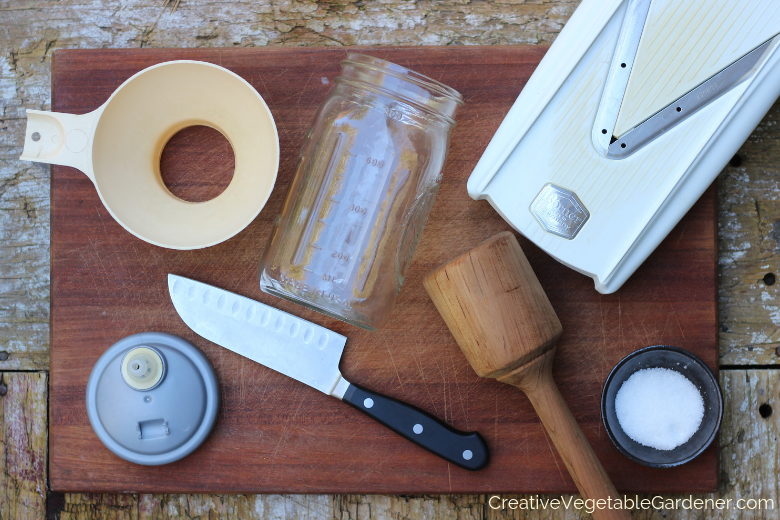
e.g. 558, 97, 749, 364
0, 372, 47, 520
0, 0, 779, 518
41, 370, 780, 519
719, 115, 780, 366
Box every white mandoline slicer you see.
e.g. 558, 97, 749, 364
469, 0, 780, 293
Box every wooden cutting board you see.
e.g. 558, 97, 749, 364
50, 47, 718, 493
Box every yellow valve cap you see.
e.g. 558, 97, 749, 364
121, 347, 165, 391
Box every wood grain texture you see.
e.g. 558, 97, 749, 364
159, 125, 235, 204
344, 370, 779, 520
718, 114, 780, 365
498, 350, 627, 520
50, 493, 333, 520
0, 372, 47, 520
48, 46, 716, 494
424, 232, 563, 379
0, 0, 580, 372
45, 370, 780, 518
0, 0, 776, 517
425, 232, 625, 519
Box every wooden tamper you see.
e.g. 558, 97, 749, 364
424, 232, 628, 520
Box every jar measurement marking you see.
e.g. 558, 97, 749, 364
298, 149, 395, 287
289, 133, 347, 267
365, 156, 385, 168
349, 204, 367, 215
288, 143, 400, 303
277, 273, 351, 309
331, 250, 351, 262
321, 273, 343, 283
259, 55, 461, 329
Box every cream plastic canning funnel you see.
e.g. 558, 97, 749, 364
20, 60, 279, 250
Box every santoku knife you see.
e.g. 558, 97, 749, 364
168, 274, 489, 471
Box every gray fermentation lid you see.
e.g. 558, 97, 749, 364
86, 332, 219, 465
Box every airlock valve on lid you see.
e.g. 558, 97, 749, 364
85, 332, 219, 466
121, 347, 166, 391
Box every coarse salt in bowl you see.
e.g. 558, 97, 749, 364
601, 345, 723, 468
615, 367, 705, 450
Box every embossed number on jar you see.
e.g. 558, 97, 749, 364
349, 204, 367, 215
365, 157, 385, 168
331, 250, 350, 262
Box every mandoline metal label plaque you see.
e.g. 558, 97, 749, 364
530, 184, 589, 239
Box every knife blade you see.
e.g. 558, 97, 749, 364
168, 274, 489, 471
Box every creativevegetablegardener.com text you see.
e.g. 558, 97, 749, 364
488, 495, 775, 514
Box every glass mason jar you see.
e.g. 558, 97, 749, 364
260, 53, 463, 330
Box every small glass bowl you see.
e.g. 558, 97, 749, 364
601, 345, 723, 468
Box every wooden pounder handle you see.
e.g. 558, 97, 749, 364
424, 232, 628, 520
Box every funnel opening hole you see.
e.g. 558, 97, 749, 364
160, 125, 235, 203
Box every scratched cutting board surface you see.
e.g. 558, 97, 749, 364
50, 47, 718, 493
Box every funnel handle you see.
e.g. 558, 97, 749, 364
20, 109, 98, 180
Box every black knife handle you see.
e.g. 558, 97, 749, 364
342, 382, 489, 471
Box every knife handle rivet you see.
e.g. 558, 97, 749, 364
363, 398, 374, 409
463, 450, 473, 460
413, 424, 423, 434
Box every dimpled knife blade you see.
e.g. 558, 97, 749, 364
169, 273, 346, 395
168, 274, 489, 471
